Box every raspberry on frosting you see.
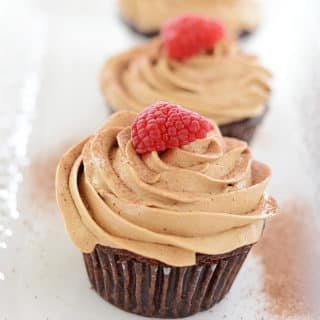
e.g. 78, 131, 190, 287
161, 14, 225, 60
131, 101, 213, 154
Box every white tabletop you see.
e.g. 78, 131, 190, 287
0, 0, 319, 319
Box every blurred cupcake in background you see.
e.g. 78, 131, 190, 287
118, 0, 261, 36
101, 15, 272, 143
56, 102, 278, 318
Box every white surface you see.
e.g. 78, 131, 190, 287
0, 0, 319, 319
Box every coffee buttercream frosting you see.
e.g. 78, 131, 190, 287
118, 0, 261, 35
56, 111, 277, 266
101, 39, 271, 125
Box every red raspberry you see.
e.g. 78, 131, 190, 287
161, 15, 224, 60
131, 101, 213, 154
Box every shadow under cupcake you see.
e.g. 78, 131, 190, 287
100, 15, 272, 143
56, 102, 278, 318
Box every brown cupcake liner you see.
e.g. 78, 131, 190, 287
219, 106, 268, 143
120, 15, 159, 38
83, 244, 253, 318
120, 15, 253, 38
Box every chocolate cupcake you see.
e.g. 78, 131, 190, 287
56, 102, 278, 318
118, 0, 261, 36
101, 16, 272, 143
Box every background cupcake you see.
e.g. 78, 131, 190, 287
118, 0, 261, 36
101, 15, 272, 143
56, 102, 278, 318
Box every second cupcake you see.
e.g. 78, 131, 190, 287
101, 15, 272, 143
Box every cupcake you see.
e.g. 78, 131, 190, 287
56, 102, 278, 318
101, 15, 272, 143
118, 0, 261, 36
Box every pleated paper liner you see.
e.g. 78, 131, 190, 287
219, 106, 268, 143
120, 16, 254, 38
83, 244, 253, 318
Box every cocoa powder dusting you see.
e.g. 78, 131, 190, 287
28, 142, 74, 210
254, 200, 320, 318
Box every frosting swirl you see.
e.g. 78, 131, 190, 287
56, 111, 277, 266
101, 39, 272, 125
118, 0, 261, 35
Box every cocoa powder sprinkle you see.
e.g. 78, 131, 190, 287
254, 199, 320, 318
28, 142, 75, 210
